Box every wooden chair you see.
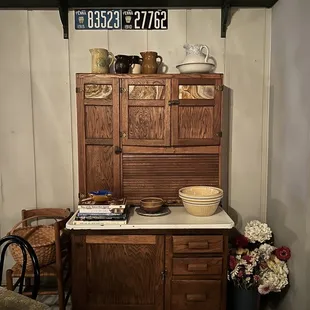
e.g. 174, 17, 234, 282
0, 235, 40, 299
6, 208, 71, 310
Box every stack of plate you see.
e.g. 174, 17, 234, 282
179, 186, 223, 217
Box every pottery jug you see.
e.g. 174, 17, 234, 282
140, 51, 162, 74
182, 43, 210, 64
115, 55, 132, 74
130, 55, 142, 74
89, 48, 115, 74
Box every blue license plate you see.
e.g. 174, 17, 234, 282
75, 9, 122, 30
75, 9, 168, 30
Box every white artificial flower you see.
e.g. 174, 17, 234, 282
260, 270, 288, 292
244, 220, 273, 243
258, 243, 276, 260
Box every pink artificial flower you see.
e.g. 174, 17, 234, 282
237, 270, 244, 278
258, 284, 271, 295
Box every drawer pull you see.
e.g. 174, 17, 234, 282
188, 241, 209, 249
186, 294, 207, 302
187, 263, 208, 271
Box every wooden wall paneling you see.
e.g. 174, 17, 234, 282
28, 11, 73, 209
147, 10, 187, 73
224, 9, 268, 228
0, 11, 36, 278
69, 12, 109, 206
186, 9, 225, 73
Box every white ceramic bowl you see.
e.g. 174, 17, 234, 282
182, 200, 220, 217
176, 62, 215, 74
179, 186, 223, 200
180, 196, 222, 205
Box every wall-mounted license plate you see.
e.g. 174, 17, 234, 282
75, 9, 168, 30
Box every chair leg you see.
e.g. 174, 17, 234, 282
6, 269, 13, 291
57, 273, 65, 310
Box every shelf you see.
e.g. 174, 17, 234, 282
0, 0, 279, 8
0, 0, 279, 39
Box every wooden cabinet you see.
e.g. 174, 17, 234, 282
71, 230, 229, 310
76, 73, 224, 203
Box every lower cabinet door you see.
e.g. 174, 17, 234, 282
72, 235, 165, 310
171, 280, 221, 310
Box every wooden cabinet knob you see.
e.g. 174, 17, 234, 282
186, 294, 207, 302
187, 263, 208, 271
188, 241, 209, 249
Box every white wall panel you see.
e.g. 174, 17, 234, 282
147, 10, 187, 73
186, 9, 225, 73
224, 9, 269, 229
0, 11, 36, 236
0, 10, 35, 277
28, 11, 73, 210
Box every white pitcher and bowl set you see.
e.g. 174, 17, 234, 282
176, 43, 215, 74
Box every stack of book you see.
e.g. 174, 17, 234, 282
73, 198, 128, 225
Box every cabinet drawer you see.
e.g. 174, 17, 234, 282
172, 236, 223, 254
173, 257, 222, 275
171, 280, 221, 310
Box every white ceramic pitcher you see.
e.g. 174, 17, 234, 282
182, 43, 210, 64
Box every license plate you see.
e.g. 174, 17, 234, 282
75, 9, 168, 30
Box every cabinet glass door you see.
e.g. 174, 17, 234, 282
121, 78, 171, 146
171, 77, 222, 146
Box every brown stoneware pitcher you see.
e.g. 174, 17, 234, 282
140, 51, 163, 74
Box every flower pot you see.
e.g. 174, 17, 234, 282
233, 287, 260, 310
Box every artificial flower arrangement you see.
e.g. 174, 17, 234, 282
228, 220, 291, 295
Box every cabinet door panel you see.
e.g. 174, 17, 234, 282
171, 77, 222, 146
121, 78, 171, 146
84, 235, 164, 310
76, 75, 121, 197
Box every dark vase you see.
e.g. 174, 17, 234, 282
233, 287, 260, 310
115, 55, 132, 73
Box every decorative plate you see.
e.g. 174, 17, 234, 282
135, 206, 171, 217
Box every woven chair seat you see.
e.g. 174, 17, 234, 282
11, 263, 57, 277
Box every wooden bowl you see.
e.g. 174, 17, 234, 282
140, 197, 164, 213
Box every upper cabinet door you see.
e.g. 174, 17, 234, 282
171, 77, 223, 146
121, 78, 171, 146
76, 75, 120, 197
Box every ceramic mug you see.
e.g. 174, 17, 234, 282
130, 63, 142, 74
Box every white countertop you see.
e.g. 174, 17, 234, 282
66, 206, 234, 230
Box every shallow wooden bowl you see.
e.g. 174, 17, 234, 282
140, 197, 164, 213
